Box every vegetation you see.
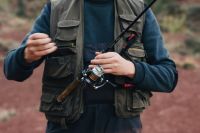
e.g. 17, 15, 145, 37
0, 0, 47, 18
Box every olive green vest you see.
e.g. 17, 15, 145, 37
40, 0, 152, 127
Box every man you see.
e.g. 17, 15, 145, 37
4, 0, 178, 133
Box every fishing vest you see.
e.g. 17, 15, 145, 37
40, 0, 152, 127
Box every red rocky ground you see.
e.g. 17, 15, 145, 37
0, 59, 200, 133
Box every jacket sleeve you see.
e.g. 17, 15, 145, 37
3, 2, 51, 82
131, 9, 178, 92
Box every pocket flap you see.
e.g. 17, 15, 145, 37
41, 93, 55, 103
119, 14, 141, 22
128, 48, 145, 58
119, 14, 141, 32
58, 20, 80, 28
132, 92, 145, 109
56, 20, 80, 41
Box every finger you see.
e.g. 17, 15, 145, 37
104, 69, 119, 75
29, 33, 49, 40
91, 58, 115, 65
103, 69, 113, 74
31, 43, 56, 51
88, 65, 96, 69
95, 52, 115, 59
28, 38, 52, 46
101, 64, 117, 69
33, 46, 57, 57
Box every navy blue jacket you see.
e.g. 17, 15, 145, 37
4, 2, 178, 92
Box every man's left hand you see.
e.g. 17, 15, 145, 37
89, 52, 135, 78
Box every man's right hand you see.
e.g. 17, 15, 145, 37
24, 33, 57, 63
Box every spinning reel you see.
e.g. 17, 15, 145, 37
81, 65, 117, 90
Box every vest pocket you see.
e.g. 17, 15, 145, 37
40, 93, 64, 113
40, 83, 84, 123
127, 46, 146, 61
43, 55, 75, 80
56, 20, 80, 41
126, 90, 151, 112
54, 20, 80, 55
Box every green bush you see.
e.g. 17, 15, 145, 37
186, 5, 200, 33
0, 0, 10, 12
145, 0, 174, 14
185, 37, 200, 54
17, 0, 47, 18
0, 0, 47, 18
160, 15, 186, 33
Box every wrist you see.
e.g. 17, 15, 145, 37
15, 46, 35, 69
125, 61, 135, 78
24, 48, 33, 63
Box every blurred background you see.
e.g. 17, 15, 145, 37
0, 0, 200, 133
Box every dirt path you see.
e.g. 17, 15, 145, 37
0, 62, 200, 133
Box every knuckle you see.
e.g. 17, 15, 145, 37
48, 38, 52, 42
95, 61, 99, 65
116, 59, 120, 63
102, 60, 106, 64
41, 33, 49, 38
43, 50, 49, 55
110, 69, 114, 73
45, 38, 50, 43
104, 70, 108, 73
113, 58, 118, 62
112, 52, 117, 56
36, 39, 42, 44
29, 33, 38, 39
111, 67, 115, 71
50, 43, 55, 47
32, 51, 38, 56
113, 63, 117, 67
34, 53, 41, 57
33, 33, 40, 38
44, 44, 49, 49
49, 47, 55, 53
34, 51, 43, 56
28, 47, 34, 52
